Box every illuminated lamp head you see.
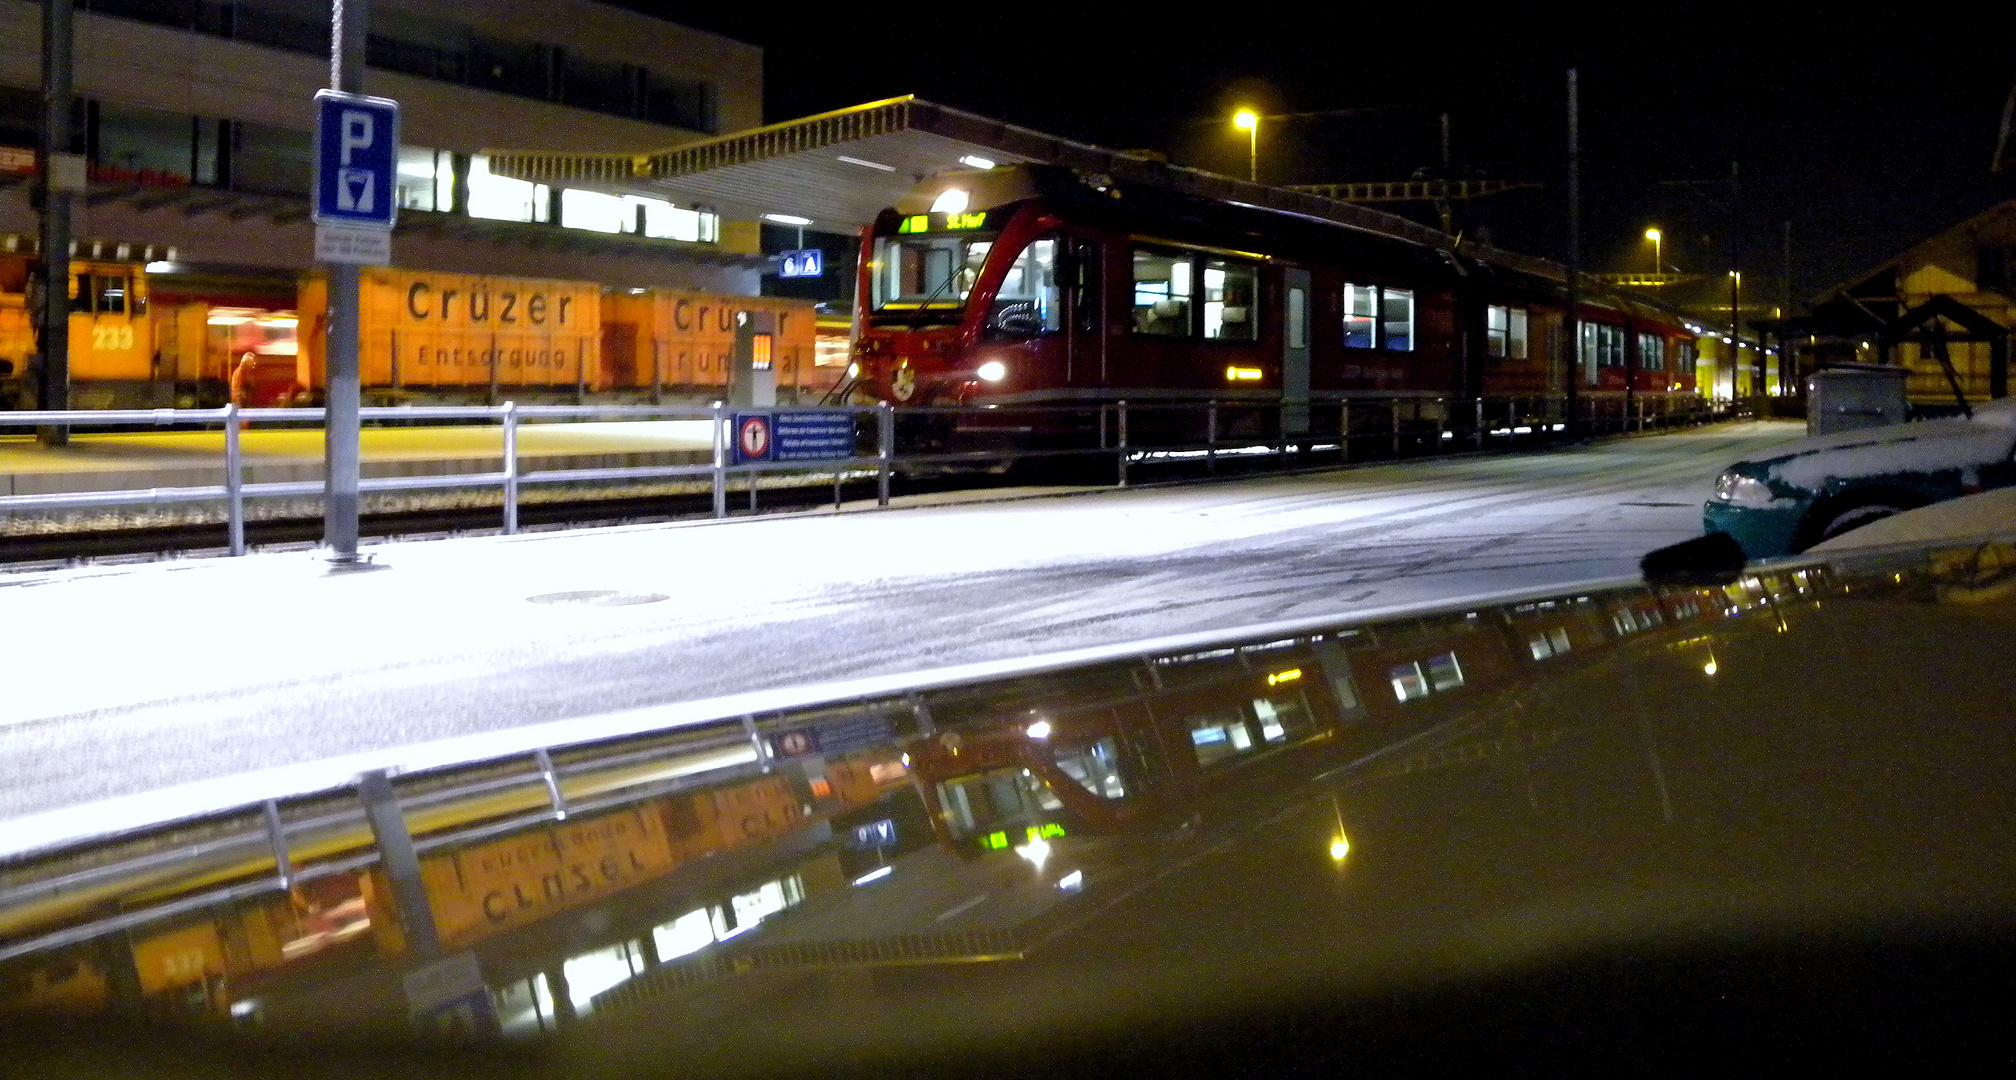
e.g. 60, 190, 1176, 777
977, 360, 1007, 383
930, 188, 970, 214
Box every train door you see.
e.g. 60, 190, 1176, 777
1063, 238, 1101, 386
1282, 266, 1310, 435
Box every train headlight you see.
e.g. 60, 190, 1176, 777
1712, 471, 1778, 508
976, 360, 1007, 383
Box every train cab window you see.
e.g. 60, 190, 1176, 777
1202, 259, 1257, 341
69, 274, 92, 313
875, 233, 992, 314
989, 237, 1060, 335
1638, 332, 1665, 370
1132, 248, 1193, 336
1488, 305, 1530, 359
95, 275, 129, 315
937, 767, 1061, 840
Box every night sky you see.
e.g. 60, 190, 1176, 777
640, 6, 2014, 308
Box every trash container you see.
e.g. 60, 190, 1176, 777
1806, 364, 1908, 436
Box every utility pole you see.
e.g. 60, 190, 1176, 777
1564, 69, 1581, 440
324, 0, 368, 565
35, 0, 81, 444
1728, 161, 1742, 398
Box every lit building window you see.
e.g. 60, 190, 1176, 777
560, 187, 628, 233
467, 154, 550, 223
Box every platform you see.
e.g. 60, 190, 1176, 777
0, 420, 1809, 835
0, 421, 717, 496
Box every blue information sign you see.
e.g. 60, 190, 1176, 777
313, 90, 401, 228
732, 410, 855, 463
778, 249, 823, 279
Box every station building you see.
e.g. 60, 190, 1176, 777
0, 0, 824, 406
1785, 200, 2015, 411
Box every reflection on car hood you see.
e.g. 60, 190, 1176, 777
9, 537, 2016, 1072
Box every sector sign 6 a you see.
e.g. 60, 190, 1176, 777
733, 412, 773, 462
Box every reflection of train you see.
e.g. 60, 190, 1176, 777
902, 573, 1821, 855
845, 164, 1697, 444
0, 748, 907, 1019
1, 259, 847, 410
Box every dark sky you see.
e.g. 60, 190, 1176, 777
640, 5, 2015, 306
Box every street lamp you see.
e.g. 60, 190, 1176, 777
1644, 227, 1662, 274
1233, 109, 1259, 182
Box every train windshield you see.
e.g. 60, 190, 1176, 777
935, 766, 1063, 842
873, 233, 994, 319
872, 234, 1060, 333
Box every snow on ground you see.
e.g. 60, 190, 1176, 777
0, 422, 1803, 820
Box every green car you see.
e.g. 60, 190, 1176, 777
1705, 397, 2016, 558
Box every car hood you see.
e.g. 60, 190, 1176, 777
1740, 398, 2016, 493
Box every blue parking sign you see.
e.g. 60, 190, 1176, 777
313, 90, 400, 228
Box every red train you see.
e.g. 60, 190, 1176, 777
844, 164, 1695, 444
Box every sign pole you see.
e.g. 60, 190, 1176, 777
35, 0, 78, 445
324, 0, 371, 565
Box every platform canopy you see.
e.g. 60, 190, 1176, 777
484, 96, 1532, 262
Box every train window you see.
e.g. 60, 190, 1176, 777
69, 274, 92, 313
1389, 662, 1431, 702
1528, 627, 1572, 660
1638, 332, 1665, 371
1581, 323, 1626, 371
990, 238, 1060, 335
1287, 284, 1308, 349
1391, 652, 1464, 701
1132, 248, 1193, 336
1188, 706, 1255, 768
1381, 287, 1414, 351
1343, 284, 1378, 348
95, 276, 128, 315
1068, 240, 1101, 335
1054, 738, 1127, 799
1488, 306, 1530, 359
1202, 259, 1257, 341
874, 233, 992, 314
1252, 694, 1312, 743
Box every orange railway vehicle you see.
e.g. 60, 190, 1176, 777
1, 258, 846, 410
0, 253, 156, 409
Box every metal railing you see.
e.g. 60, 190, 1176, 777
0, 394, 1738, 557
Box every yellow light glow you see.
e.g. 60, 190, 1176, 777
1644, 227, 1661, 242
1226, 366, 1263, 381
1267, 668, 1303, 685
1703, 659, 1718, 676
930, 188, 969, 214
1329, 835, 1350, 861
1233, 109, 1259, 131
